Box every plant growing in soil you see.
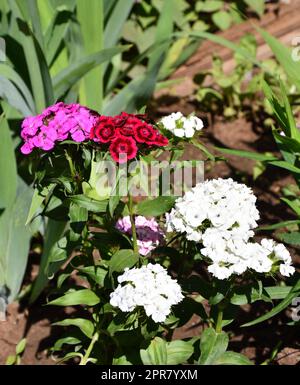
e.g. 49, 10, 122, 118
20, 105, 296, 365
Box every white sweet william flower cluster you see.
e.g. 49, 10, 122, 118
110, 264, 183, 323
166, 178, 295, 280
159, 112, 204, 138
166, 178, 259, 243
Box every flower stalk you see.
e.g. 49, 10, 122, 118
215, 306, 223, 334
128, 194, 138, 254
79, 331, 99, 365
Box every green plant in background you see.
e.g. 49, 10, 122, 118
122, 0, 266, 85
194, 34, 289, 122
200, 28, 300, 326
0, 115, 32, 318
5, 338, 26, 365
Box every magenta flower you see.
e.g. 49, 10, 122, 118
20, 102, 99, 154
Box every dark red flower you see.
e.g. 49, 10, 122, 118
148, 131, 169, 147
118, 117, 140, 136
113, 112, 132, 127
133, 123, 156, 143
109, 135, 138, 163
90, 117, 115, 143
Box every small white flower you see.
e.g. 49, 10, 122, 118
173, 128, 185, 137
208, 264, 233, 280
279, 264, 295, 277
110, 264, 183, 323
159, 112, 204, 138
165, 177, 295, 280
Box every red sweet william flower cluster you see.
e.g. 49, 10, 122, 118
90, 112, 168, 163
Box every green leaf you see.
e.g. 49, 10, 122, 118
56, 351, 83, 364
0, 77, 33, 116
77, 0, 104, 110
166, 340, 193, 365
0, 177, 32, 304
148, 0, 173, 70
136, 196, 176, 217
27, 0, 44, 49
5, 355, 16, 365
215, 147, 277, 162
104, 0, 134, 48
281, 198, 300, 216
45, 9, 72, 66
199, 328, 229, 365
11, 2, 54, 110
53, 46, 129, 99
53, 318, 94, 338
109, 193, 120, 217
259, 220, 300, 231
262, 81, 300, 141
257, 27, 300, 93
140, 337, 168, 365
48, 289, 100, 306
244, 0, 264, 16
109, 249, 139, 273
0, 115, 17, 209
242, 279, 300, 327
230, 285, 292, 306
113, 355, 133, 365
30, 219, 66, 303
268, 160, 300, 174
212, 11, 231, 31
214, 351, 253, 365
16, 338, 26, 355
52, 336, 81, 351
68, 195, 108, 213
0, 63, 35, 113
25, 184, 55, 225
76, 265, 108, 286
103, 54, 162, 115
69, 202, 88, 234
197, 1, 223, 12
279, 232, 300, 245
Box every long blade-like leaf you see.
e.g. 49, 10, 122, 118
77, 0, 104, 110
103, 0, 134, 48
242, 278, 300, 327
148, 0, 173, 70
0, 64, 35, 113
257, 26, 300, 93
53, 46, 129, 99
30, 219, 66, 303
0, 77, 33, 116
0, 115, 17, 210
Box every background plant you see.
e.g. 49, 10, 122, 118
203, 29, 300, 326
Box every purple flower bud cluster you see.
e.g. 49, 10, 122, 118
116, 215, 165, 256
20, 102, 99, 154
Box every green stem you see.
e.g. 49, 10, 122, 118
79, 331, 99, 365
128, 194, 138, 254
215, 306, 223, 334
64, 149, 76, 178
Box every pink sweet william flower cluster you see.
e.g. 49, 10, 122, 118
20, 102, 99, 154
116, 215, 165, 256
